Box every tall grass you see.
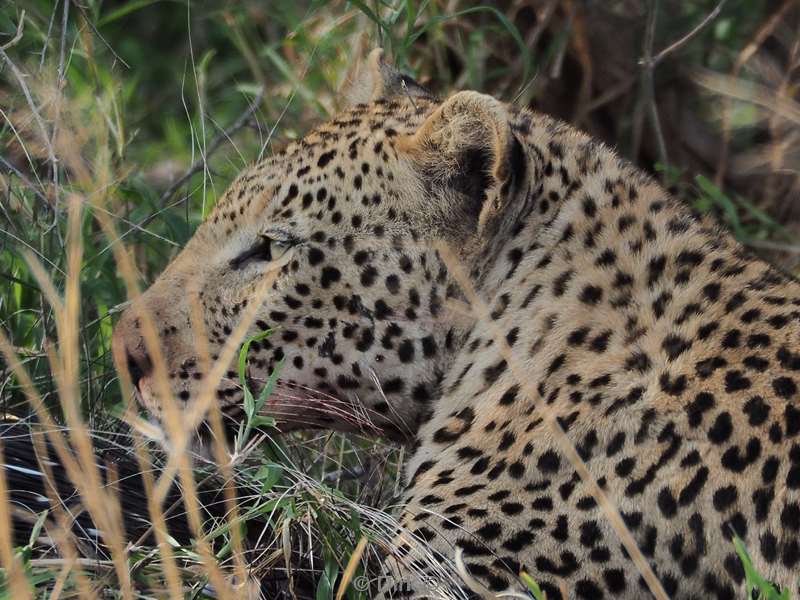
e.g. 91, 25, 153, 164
1, 1, 798, 598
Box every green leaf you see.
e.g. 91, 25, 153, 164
249, 415, 277, 428
520, 570, 547, 600
347, 0, 389, 34
238, 330, 274, 386
235, 334, 281, 450
695, 174, 744, 237
27, 510, 48, 549
243, 386, 255, 420
97, 0, 183, 27
733, 535, 790, 600
316, 553, 340, 600
255, 358, 284, 413
254, 464, 283, 493
735, 194, 787, 237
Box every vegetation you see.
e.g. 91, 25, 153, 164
1, 0, 798, 598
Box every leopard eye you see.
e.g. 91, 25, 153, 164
269, 238, 291, 260
230, 236, 292, 270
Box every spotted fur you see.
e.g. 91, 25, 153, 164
114, 51, 800, 598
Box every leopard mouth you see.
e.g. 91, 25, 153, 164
188, 380, 389, 452
262, 379, 386, 436
131, 372, 389, 443
196, 378, 388, 444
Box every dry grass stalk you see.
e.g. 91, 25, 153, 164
0, 36, 248, 598
132, 440, 185, 599
30, 426, 100, 600
188, 292, 250, 587
0, 442, 33, 600
336, 535, 367, 600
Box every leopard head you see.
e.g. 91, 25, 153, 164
112, 49, 531, 443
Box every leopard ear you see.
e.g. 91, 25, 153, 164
338, 43, 430, 107
398, 91, 524, 231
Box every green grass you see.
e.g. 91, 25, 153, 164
1, 1, 798, 598
734, 536, 793, 600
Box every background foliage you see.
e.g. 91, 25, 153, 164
1, 1, 798, 598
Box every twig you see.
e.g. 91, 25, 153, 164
583, 75, 636, 113
58, 1, 69, 80
0, 154, 50, 206
39, 2, 59, 68
157, 85, 266, 208
48, 0, 70, 221
70, 1, 130, 69
0, 9, 25, 51
743, 238, 800, 254
640, 0, 669, 169
549, 5, 574, 80
649, 0, 728, 66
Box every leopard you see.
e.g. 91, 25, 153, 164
112, 49, 800, 599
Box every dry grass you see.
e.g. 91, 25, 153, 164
1, 1, 798, 598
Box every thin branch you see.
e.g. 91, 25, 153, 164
70, 1, 130, 69
0, 9, 25, 51
743, 238, 800, 254
39, 1, 59, 68
637, 0, 730, 170
640, 0, 669, 169
157, 85, 266, 208
650, 0, 728, 66
49, 0, 70, 218
58, 1, 69, 80
0, 154, 49, 206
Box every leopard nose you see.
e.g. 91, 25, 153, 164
112, 312, 152, 391
125, 349, 151, 390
